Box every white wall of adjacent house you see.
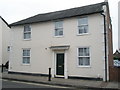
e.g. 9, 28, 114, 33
0, 18, 10, 65
10, 13, 105, 80
118, 1, 120, 51
0, 18, 2, 65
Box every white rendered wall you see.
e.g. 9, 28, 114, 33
0, 18, 10, 65
10, 14, 105, 79
0, 19, 2, 65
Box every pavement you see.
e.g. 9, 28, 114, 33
1, 71, 120, 90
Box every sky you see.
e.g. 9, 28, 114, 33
0, 0, 119, 53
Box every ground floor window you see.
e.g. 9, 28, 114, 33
22, 49, 30, 64
77, 47, 90, 66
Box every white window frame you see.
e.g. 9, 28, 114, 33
77, 17, 88, 35
22, 48, 31, 65
23, 25, 31, 40
77, 47, 90, 67
54, 21, 63, 37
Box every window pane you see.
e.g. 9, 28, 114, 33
83, 25, 88, 33
23, 57, 30, 64
79, 57, 90, 66
24, 32, 31, 39
78, 18, 88, 25
78, 17, 88, 34
78, 47, 90, 66
24, 25, 31, 32
23, 50, 26, 56
55, 28, 63, 36
55, 29, 59, 36
23, 50, 30, 56
55, 21, 63, 36
23, 57, 27, 63
79, 48, 89, 56
78, 26, 88, 34
23, 49, 30, 64
27, 50, 30, 56
26, 57, 30, 63
78, 26, 84, 34
79, 57, 83, 65
58, 28, 63, 35
59, 31, 63, 35
79, 48, 83, 56
84, 48, 89, 56
55, 21, 63, 28
83, 57, 90, 65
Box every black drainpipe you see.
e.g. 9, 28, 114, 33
101, 13, 107, 82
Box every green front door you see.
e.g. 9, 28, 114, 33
56, 53, 64, 76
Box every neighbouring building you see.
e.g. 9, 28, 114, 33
113, 50, 120, 67
112, 50, 120, 82
0, 16, 11, 66
9, 2, 113, 81
118, 1, 120, 51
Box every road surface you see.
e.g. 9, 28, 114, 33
1, 79, 74, 89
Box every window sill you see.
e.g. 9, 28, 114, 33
23, 39, 31, 41
21, 64, 31, 66
77, 66, 91, 68
54, 36, 64, 38
77, 33, 89, 36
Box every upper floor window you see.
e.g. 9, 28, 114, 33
55, 21, 63, 36
77, 47, 90, 66
23, 49, 30, 64
78, 17, 88, 35
24, 25, 31, 40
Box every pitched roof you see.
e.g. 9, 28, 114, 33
0, 16, 11, 28
10, 2, 107, 26
113, 50, 120, 59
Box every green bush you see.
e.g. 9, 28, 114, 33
113, 57, 120, 60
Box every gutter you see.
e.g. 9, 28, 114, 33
100, 13, 107, 82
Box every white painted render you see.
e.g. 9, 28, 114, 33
0, 18, 2, 65
10, 13, 106, 79
0, 17, 10, 65
118, 1, 120, 51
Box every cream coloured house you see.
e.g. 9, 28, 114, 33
9, 2, 113, 81
0, 16, 11, 66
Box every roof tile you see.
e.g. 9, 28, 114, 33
10, 2, 107, 26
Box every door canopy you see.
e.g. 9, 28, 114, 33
50, 45, 70, 50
